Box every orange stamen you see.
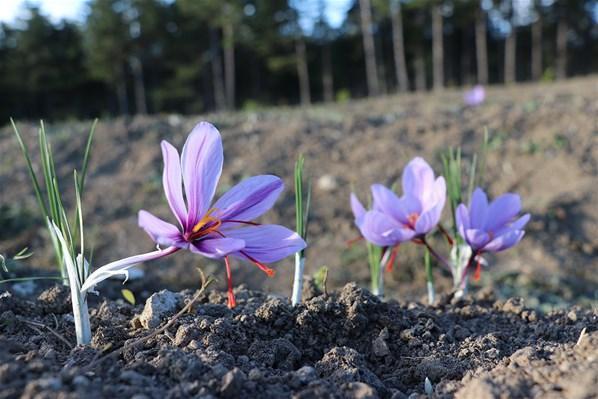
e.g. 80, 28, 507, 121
224, 256, 236, 308
189, 208, 224, 241
192, 208, 219, 233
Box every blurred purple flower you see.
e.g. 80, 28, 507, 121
82, 122, 305, 307
353, 157, 446, 247
456, 188, 530, 254
464, 85, 485, 107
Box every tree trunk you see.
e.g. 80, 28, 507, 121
531, 14, 543, 81
359, 0, 379, 96
296, 38, 311, 106
210, 29, 226, 111
129, 56, 147, 115
432, 4, 444, 91
223, 21, 235, 109
414, 40, 426, 92
461, 27, 473, 85
556, 14, 568, 80
475, 6, 488, 85
322, 43, 334, 103
504, 28, 516, 84
116, 66, 128, 115
390, 0, 409, 92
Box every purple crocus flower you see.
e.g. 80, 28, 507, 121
456, 188, 530, 255
355, 157, 446, 248
464, 85, 485, 107
81, 122, 305, 307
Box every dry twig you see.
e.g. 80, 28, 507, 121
17, 316, 74, 349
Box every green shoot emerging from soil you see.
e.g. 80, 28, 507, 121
11, 119, 96, 283
368, 242, 384, 297
292, 155, 311, 306
11, 119, 97, 345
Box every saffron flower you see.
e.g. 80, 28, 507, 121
464, 85, 485, 107
357, 157, 446, 247
81, 122, 306, 307
456, 188, 530, 254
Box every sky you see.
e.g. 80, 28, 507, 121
0, 0, 354, 29
0, 0, 86, 24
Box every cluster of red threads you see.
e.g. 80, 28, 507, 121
187, 210, 276, 309
224, 252, 275, 309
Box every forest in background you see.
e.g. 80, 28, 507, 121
0, 0, 596, 122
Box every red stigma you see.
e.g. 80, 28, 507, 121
473, 258, 482, 281
438, 224, 454, 245
386, 245, 399, 272
241, 251, 276, 277
346, 236, 364, 248
224, 256, 236, 308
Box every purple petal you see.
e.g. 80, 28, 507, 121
402, 157, 435, 201
465, 228, 490, 250
421, 176, 446, 213
360, 210, 415, 247
226, 225, 306, 263
181, 122, 223, 228
456, 204, 470, 238
483, 230, 525, 252
371, 184, 403, 221
469, 188, 489, 229
213, 175, 283, 223
161, 141, 187, 228
509, 213, 530, 231
464, 85, 485, 106
394, 193, 422, 224
81, 246, 180, 292
494, 213, 530, 237
138, 210, 186, 248
190, 237, 245, 259
350, 193, 366, 227
485, 193, 521, 232
415, 202, 443, 235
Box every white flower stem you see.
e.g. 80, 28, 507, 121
450, 244, 472, 299
427, 281, 436, 304
291, 253, 305, 306
70, 283, 91, 345
375, 266, 384, 298
373, 249, 390, 299
49, 222, 92, 346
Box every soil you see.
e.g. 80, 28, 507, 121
0, 282, 596, 398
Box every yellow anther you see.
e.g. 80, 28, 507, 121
192, 208, 219, 233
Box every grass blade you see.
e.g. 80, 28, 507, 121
10, 119, 48, 217
79, 119, 97, 194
